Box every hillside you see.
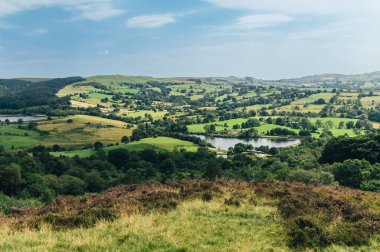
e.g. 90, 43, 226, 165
1, 180, 379, 251
277, 71, 380, 88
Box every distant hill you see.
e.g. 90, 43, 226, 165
276, 71, 380, 87
14, 78, 53, 83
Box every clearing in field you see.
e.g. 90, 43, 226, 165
118, 109, 168, 120
361, 95, 380, 109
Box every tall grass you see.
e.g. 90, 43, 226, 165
0, 181, 379, 251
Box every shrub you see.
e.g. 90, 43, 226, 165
59, 175, 87, 195
201, 192, 213, 202
286, 169, 334, 185
287, 217, 330, 248
224, 197, 240, 207
0, 193, 41, 215
29, 208, 119, 230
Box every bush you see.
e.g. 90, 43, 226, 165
59, 175, 87, 195
287, 217, 330, 248
361, 180, 380, 192
0, 163, 23, 195
224, 197, 240, 207
287, 170, 334, 185
29, 208, 119, 230
201, 192, 213, 202
0, 193, 41, 215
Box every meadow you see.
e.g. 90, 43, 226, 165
51, 137, 199, 157
187, 116, 362, 137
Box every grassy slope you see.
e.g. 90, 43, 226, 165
1, 181, 379, 251
0, 125, 40, 149
0, 200, 289, 251
36, 115, 134, 148
52, 137, 199, 157
0, 115, 135, 150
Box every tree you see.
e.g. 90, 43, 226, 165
94, 141, 104, 151
85, 170, 105, 192
204, 124, 216, 134
28, 121, 38, 130
320, 135, 380, 164
52, 144, 61, 152
314, 98, 326, 104
332, 159, 371, 188
121, 136, 130, 144
299, 130, 311, 137
316, 120, 323, 128
0, 163, 23, 195
59, 175, 87, 195
239, 128, 258, 139
368, 111, 380, 122
205, 159, 221, 180
346, 121, 355, 129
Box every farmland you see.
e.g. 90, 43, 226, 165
51, 137, 199, 157
0, 73, 379, 252
0, 73, 378, 152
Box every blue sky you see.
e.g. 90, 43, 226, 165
1, 0, 380, 79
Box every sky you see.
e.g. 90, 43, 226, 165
1, 0, 380, 79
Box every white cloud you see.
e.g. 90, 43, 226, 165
235, 14, 292, 29
126, 14, 176, 28
204, 0, 380, 16
98, 50, 110, 56
25, 28, 48, 36
73, 2, 124, 21
0, 0, 124, 20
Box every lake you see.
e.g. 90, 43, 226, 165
196, 135, 301, 151
0, 115, 46, 123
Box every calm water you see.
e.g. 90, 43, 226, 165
0, 115, 46, 122
196, 135, 300, 150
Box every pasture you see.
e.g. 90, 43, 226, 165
51, 137, 199, 157
37, 115, 133, 147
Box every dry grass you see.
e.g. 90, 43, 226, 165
0, 180, 379, 251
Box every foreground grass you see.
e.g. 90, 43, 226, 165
0, 199, 289, 251
0, 180, 379, 251
1, 198, 378, 251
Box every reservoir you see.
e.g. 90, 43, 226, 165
196, 135, 301, 151
0, 115, 46, 123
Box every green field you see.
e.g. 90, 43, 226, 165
187, 116, 365, 137
52, 137, 199, 157
118, 109, 168, 120
37, 115, 134, 147
187, 118, 300, 134
0, 125, 40, 149
0, 115, 136, 150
